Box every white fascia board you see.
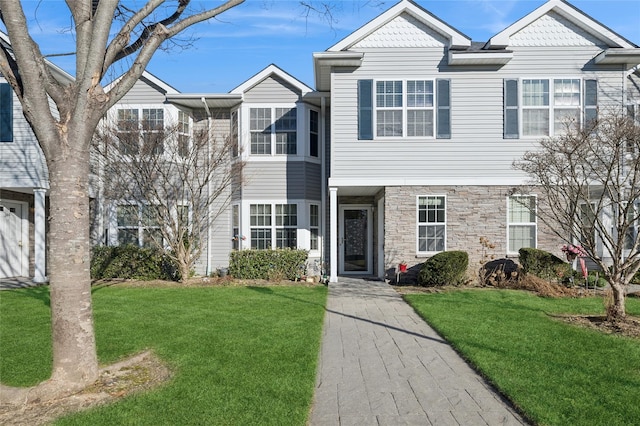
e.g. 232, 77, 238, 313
328, 176, 531, 187
327, 0, 470, 52
230, 64, 313, 95
447, 51, 513, 66
594, 49, 640, 66
141, 71, 180, 95
487, 0, 637, 49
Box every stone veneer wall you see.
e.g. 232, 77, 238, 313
384, 185, 562, 283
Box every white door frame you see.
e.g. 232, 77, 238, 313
339, 205, 373, 275
0, 199, 29, 278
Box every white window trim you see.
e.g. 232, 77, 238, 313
506, 194, 538, 254
517, 77, 585, 138
416, 195, 447, 255
374, 79, 436, 140
242, 103, 301, 158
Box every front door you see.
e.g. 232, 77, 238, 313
0, 200, 25, 278
339, 206, 373, 275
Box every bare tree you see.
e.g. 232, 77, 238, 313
0, 0, 245, 403
514, 111, 640, 320
93, 111, 243, 282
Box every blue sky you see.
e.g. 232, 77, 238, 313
8, 0, 640, 93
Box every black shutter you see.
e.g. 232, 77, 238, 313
357, 80, 373, 140
0, 83, 13, 142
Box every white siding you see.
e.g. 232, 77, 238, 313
0, 85, 48, 189
329, 41, 629, 186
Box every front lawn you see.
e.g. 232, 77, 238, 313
0, 284, 327, 425
404, 290, 640, 426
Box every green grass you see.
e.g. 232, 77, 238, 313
404, 290, 640, 426
0, 284, 327, 425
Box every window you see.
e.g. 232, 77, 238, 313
249, 203, 298, 249
231, 110, 239, 157
116, 204, 162, 248
249, 107, 298, 155
579, 202, 596, 246
142, 108, 164, 155
250, 204, 272, 249
309, 110, 319, 157
117, 109, 139, 155
358, 79, 450, 140
232, 205, 240, 250
417, 196, 446, 253
0, 83, 13, 142
310, 204, 319, 251
250, 108, 272, 155
177, 110, 190, 158
624, 203, 638, 252
508, 196, 536, 252
504, 78, 597, 138
275, 108, 297, 154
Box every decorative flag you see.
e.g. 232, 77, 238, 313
579, 258, 588, 280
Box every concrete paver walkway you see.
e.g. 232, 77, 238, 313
309, 277, 526, 425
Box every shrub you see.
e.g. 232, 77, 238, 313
91, 245, 179, 281
229, 249, 308, 281
418, 251, 468, 287
585, 273, 608, 288
518, 247, 570, 283
479, 258, 521, 287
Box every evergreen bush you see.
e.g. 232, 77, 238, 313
418, 251, 468, 287
91, 245, 179, 281
229, 249, 308, 281
518, 247, 570, 283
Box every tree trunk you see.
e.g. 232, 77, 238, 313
608, 281, 627, 321
46, 144, 98, 391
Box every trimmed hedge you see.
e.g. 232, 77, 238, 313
518, 247, 571, 282
418, 251, 468, 287
229, 249, 308, 281
91, 245, 179, 281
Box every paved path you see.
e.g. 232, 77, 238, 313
309, 277, 527, 426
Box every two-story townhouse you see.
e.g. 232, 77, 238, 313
0, 33, 71, 282
313, 0, 640, 282
98, 66, 326, 277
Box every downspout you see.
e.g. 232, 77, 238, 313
201, 97, 213, 276
320, 95, 327, 279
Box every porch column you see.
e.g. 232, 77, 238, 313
33, 188, 47, 283
329, 187, 338, 283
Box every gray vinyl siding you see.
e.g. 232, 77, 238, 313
329, 44, 629, 185
116, 77, 169, 104
242, 161, 321, 200
243, 76, 301, 103
629, 72, 640, 104
0, 85, 48, 189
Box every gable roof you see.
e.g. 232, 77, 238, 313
327, 0, 470, 51
486, 0, 638, 49
230, 64, 313, 95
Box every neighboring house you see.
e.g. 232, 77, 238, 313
0, 33, 73, 281
3, 0, 640, 283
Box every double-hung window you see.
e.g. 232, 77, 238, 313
504, 78, 597, 138
309, 110, 319, 157
177, 110, 190, 158
116, 204, 162, 248
250, 107, 297, 155
275, 108, 297, 154
249, 203, 298, 249
358, 79, 450, 140
117, 109, 139, 155
275, 204, 297, 248
310, 204, 320, 251
417, 196, 446, 253
142, 108, 164, 155
507, 196, 537, 252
